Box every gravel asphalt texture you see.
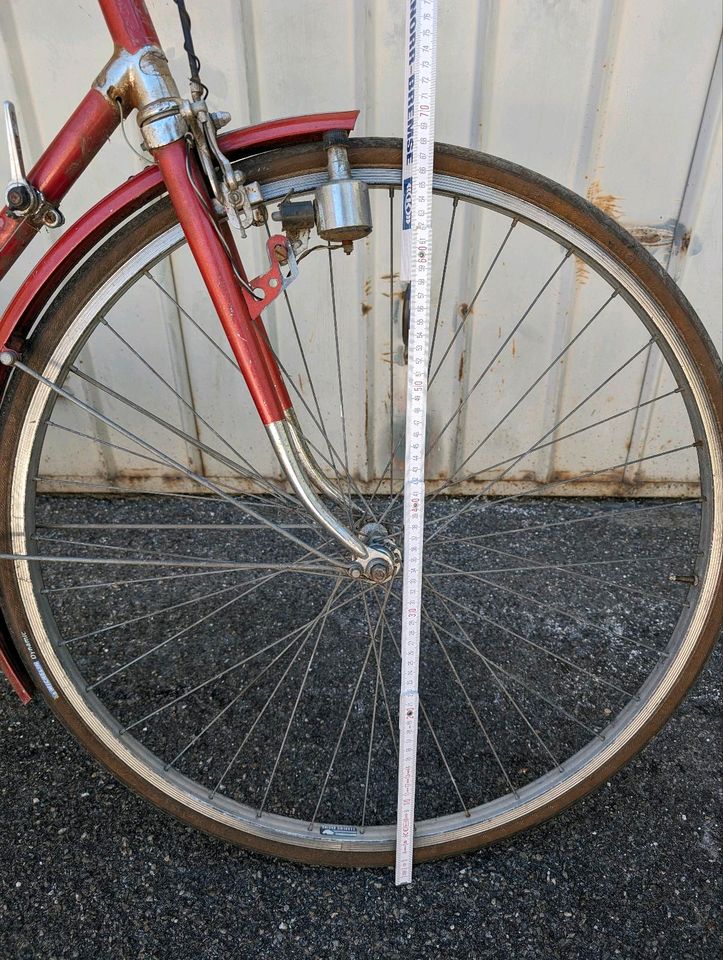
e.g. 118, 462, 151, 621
0, 496, 720, 960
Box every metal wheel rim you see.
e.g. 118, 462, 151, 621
8, 162, 721, 855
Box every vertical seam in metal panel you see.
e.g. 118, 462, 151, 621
165, 257, 206, 477
358, 0, 374, 482
0, 0, 56, 285
541, 0, 625, 486
625, 33, 722, 484
238, 0, 261, 125
454, 1, 499, 483
0, 2, 44, 161
71, 347, 117, 483
666, 34, 722, 280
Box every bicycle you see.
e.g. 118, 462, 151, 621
0, 0, 720, 866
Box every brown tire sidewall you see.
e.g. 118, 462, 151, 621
0, 140, 720, 865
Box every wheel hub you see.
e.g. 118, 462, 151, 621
348, 522, 401, 583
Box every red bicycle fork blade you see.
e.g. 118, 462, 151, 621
153, 139, 290, 425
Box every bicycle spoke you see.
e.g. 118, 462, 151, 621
69, 363, 296, 508
389, 189, 396, 497
208, 580, 362, 800
263, 222, 372, 513
428, 442, 697, 544
428, 217, 518, 388
257, 332, 374, 514
427, 556, 667, 656
46, 419, 304, 516
307, 588, 389, 827
377, 242, 570, 525
424, 593, 602, 741
122, 580, 366, 733
61, 578, 255, 646
422, 578, 639, 700
209, 631, 315, 798
433, 498, 700, 548
424, 553, 693, 575
100, 317, 299, 508
3, 551, 335, 574
427, 595, 562, 769
375, 593, 469, 816
163, 630, 307, 771
359, 591, 391, 830
429, 388, 682, 507
12, 359, 343, 567
327, 245, 355, 524
257, 578, 346, 816
424, 606, 520, 799
370, 198, 493, 504
89, 572, 284, 690
427, 336, 656, 510
448, 290, 618, 482
424, 249, 572, 461
41, 564, 281, 594
41, 522, 315, 532
364, 592, 399, 758
428, 197, 459, 376
430, 535, 691, 606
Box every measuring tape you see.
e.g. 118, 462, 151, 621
395, 0, 438, 887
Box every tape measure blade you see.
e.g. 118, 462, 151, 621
395, 0, 438, 886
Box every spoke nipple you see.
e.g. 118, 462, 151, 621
367, 559, 392, 583
0, 349, 19, 366
669, 573, 697, 585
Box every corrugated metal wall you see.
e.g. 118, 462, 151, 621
0, 1, 720, 491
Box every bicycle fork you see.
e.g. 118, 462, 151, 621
153, 140, 397, 582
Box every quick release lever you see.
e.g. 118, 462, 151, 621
3, 100, 64, 228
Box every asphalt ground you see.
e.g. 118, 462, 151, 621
0, 496, 720, 959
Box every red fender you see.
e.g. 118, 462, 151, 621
0, 110, 358, 702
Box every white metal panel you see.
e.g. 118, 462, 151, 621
0, 0, 720, 489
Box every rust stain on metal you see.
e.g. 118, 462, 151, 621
587, 179, 623, 221
575, 256, 590, 286
361, 302, 372, 315
381, 290, 407, 301
511, 338, 516, 358
459, 302, 472, 318
457, 352, 465, 381
629, 226, 668, 246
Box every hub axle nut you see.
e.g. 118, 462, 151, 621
366, 559, 392, 583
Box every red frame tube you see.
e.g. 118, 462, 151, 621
154, 140, 287, 425
0, 112, 358, 353
0, 0, 360, 702
0, 90, 119, 279
97, 0, 160, 53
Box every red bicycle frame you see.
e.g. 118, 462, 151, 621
0, 0, 358, 702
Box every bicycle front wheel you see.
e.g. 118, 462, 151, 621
0, 140, 720, 865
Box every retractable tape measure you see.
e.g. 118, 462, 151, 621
396, 0, 438, 886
